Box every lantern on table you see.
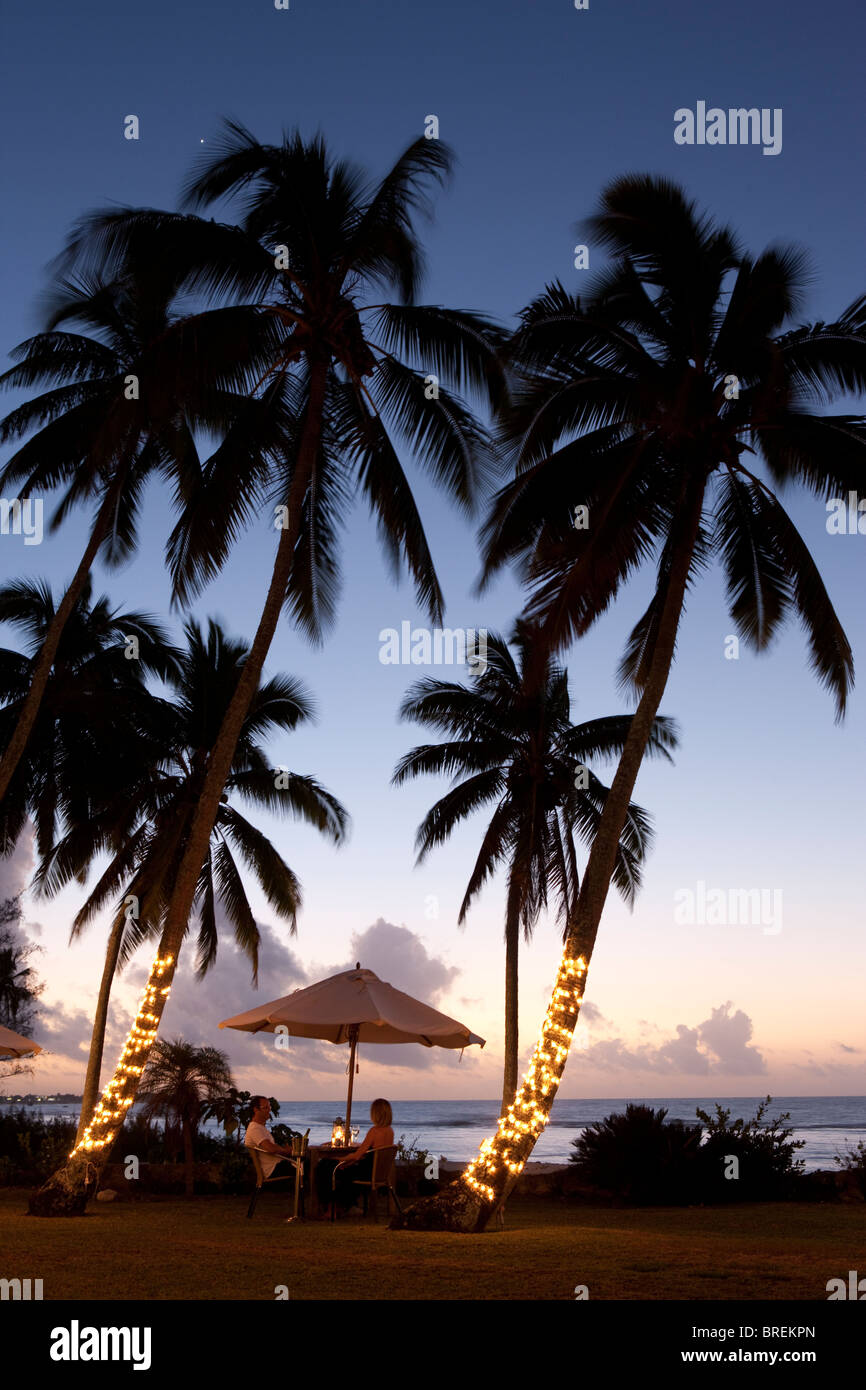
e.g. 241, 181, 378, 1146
331, 1116, 345, 1147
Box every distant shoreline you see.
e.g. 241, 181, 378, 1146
3, 1094, 865, 1104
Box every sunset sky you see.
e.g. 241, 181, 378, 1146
1, 0, 863, 1103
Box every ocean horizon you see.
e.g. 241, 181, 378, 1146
5, 1094, 864, 1171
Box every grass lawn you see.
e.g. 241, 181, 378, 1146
2, 1187, 862, 1300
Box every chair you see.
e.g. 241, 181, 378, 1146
331, 1144, 403, 1223
246, 1130, 309, 1220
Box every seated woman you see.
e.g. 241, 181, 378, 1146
317, 1098, 394, 1213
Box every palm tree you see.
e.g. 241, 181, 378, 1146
0, 898, 42, 1083
0, 897, 41, 1035
138, 1039, 233, 1196
37, 124, 504, 1208
35, 618, 348, 1144
0, 253, 232, 803
0, 576, 179, 862
407, 175, 864, 1231
393, 622, 678, 1110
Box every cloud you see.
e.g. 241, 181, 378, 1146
122, 916, 309, 1079
697, 1002, 766, 1075
578, 999, 604, 1026
118, 914, 471, 1087
836, 1042, 860, 1055
0, 826, 34, 901
655, 1024, 712, 1075
33, 992, 135, 1070
579, 1002, 767, 1077
327, 918, 460, 1007
306, 917, 470, 1072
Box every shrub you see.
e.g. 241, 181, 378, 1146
0, 1108, 77, 1184
695, 1097, 805, 1202
219, 1149, 254, 1193
106, 1112, 167, 1165
569, 1104, 703, 1204
834, 1139, 866, 1198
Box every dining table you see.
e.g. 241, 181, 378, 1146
306, 1143, 359, 1218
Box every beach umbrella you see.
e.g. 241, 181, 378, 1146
219, 964, 485, 1136
0, 1025, 42, 1058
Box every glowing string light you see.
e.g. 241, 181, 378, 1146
463, 955, 587, 1202
69, 953, 174, 1157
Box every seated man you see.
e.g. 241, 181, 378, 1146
243, 1095, 296, 1179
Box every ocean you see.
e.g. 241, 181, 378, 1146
3, 1095, 864, 1171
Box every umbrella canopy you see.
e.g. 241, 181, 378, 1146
0, 1025, 42, 1059
219, 965, 484, 1137
220, 965, 485, 1049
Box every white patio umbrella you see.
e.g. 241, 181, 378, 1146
219, 963, 485, 1135
0, 1025, 42, 1059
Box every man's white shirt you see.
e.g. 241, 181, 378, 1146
244, 1120, 284, 1178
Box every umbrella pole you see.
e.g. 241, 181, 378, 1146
345, 1024, 359, 1140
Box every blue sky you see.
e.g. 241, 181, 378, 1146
1, 0, 864, 1101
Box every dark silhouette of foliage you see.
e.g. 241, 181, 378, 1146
569, 1103, 702, 1204
695, 1096, 805, 1202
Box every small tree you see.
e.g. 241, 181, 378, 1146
695, 1096, 805, 1201
0, 898, 43, 1085
202, 1087, 281, 1145
834, 1140, 866, 1199
138, 1039, 234, 1196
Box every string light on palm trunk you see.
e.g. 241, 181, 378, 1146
463, 955, 586, 1202
69, 953, 174, 1156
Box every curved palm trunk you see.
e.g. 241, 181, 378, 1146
75, 915, 125, 1144
395, 479, 707, 1233
500, 908, 520, 1116
182, 1118, 195, 1198
29, 363, 328, 1216
0, 477, 124, 805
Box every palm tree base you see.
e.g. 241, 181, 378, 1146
389, 1178, 488, 1232
27, 1160, 97, 1217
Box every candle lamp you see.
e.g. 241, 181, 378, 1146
331, 1116, 345, 1147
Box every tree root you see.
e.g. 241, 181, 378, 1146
389, 1179, 486, 1232
27, 1161, 98, 1217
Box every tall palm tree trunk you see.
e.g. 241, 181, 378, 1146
399, 478, 707, 1233
75, 914, 125, 1144
0, 477, 123, 804
500, 908, 520, 1115
182, 1118, 195, 1198
29, 363, 329, 1216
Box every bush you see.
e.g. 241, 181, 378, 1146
695, 1097, 805, 1202
219, 1149, 254, 1193
569, 1097, 806, 1205
0, 1108, 77, 1185
834, 1139, 866, 1198
106, 1112, 167, 1165
569, 1104, 703, 1204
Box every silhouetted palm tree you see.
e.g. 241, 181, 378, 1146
394, 622, 677, 1109
0, 576, 178, 861
0, 897, 41, 1037
0, 255, 229, 802
39, 125, 504, 1208
444, 175, 864, 1228
138, 1038, 234, 1196
36, 618, 348, 1140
